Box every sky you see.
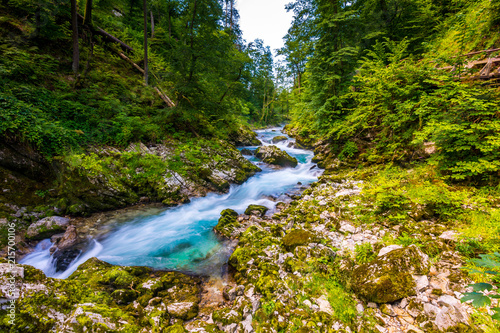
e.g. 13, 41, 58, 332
235, 0, 294, 55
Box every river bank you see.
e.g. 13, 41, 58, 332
1, 128, 499, 332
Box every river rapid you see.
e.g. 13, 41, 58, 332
21, 127, 322, 279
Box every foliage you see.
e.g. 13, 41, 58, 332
460, 210, 500, 253
354, 243, 376, 264
282, 0, 500, 185
461, 253, 500, 321
303, 273, 358, 325
0, 0, 286, 160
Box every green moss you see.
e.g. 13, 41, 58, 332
214, 208, 239, 238
271, 135, 288, 143
244, 204, 269, 216
351, 245, 429, 303
111, 289, 139, 305
212, 308, 243, 325
431, 288, 443, 296
164, 324, 188, 333
255, 146, 298, 168
282, 229, 316, 251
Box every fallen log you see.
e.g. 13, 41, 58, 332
154, 87, 175, 107
111, 48, 145, 74
77, 14, 133, 52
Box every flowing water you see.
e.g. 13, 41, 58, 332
20, 127, 322, 279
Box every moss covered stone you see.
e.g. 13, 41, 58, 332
111, 289, 139, 305
164, 324, 188, 333
271, 135, 288, 144
351, 245, 430, 303
214, 208, 239, 238
255, 145, 298, 168
1, 257, 205, 332
166, 301, 199, 320
26, 216, 70, 240
244, 204, 269, 217
212, 308, 243, 325
282, 229, 316, 251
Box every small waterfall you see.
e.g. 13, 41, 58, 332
20, 127, 322, 278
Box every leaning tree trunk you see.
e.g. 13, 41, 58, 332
143, 0, 148, 85
71, 0, 79, 75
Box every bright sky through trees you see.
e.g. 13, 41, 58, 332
236, 0, 294, 54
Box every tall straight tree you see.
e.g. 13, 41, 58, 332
84, 0, 93, 26
70, 0, 79, 75
143, 0, 148, 85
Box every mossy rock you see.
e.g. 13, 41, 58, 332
111, 289, 139, 305
244, 204, 269, 217
351, 245, 430, 303
160, 271, 200, 289
21, 264, 47, 282
214, 209, 239, 238
166, 301, 199, 320
26, 216, 70, 240
229, 246, 263, 273
271, 135, 288, 144
241, 148, 253, 156
255, 145, 298, 168
282, 229, 317, 251
228, 125, 262, 146
212, 308, 243, 325
164, 323, 188, 333
160, 283, 200, 303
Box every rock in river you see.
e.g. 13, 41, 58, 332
254, 145, 298, 168
26, 216, 70, 240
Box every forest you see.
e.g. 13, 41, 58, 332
1, 0, 500, 332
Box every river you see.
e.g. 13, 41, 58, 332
20, 127, 322, 278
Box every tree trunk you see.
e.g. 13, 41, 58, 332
230, 0, 234, 30
150, 11, 155, 38
34, 6, 40, 37
143, 0, 148, 85
84, 0, 93, 26
188, 0, 198, 82
71, 0, 79, 75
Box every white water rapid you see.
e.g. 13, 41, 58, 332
20, 127, 322, 278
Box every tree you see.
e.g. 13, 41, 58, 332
84, 0, 93, 26
143, 0, 148, 85
70, 0, 79, 75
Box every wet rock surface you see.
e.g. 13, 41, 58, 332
254, 145, 298, 168
2, 145, 495, 332
26, 216, 70, 240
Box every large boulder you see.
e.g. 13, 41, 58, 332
214, 209, 240, 239
244, 205, 268, 217
255, 146, 298, 168
351, 245, 430, 303
229, 126, 262, 146
56, 225, 79, 250
271, 136, 287, 144
26, 216, 70, 240
282, 229, 318, 252
166, 302, 199, 320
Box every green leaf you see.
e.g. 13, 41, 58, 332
461, 292, 491, 307
470, 283, 493, 292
